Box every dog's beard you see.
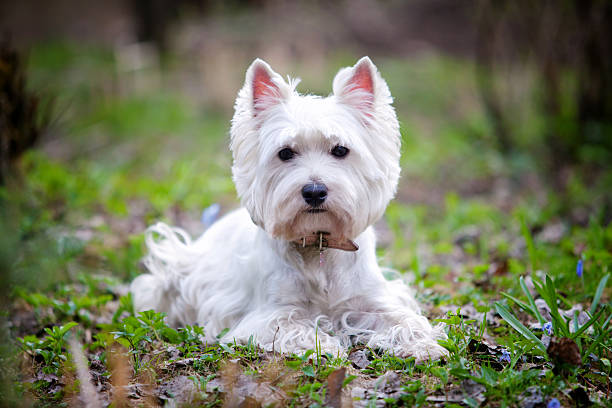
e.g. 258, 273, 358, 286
268, 203, 353, 242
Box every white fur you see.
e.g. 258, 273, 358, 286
130, 57, 447, 362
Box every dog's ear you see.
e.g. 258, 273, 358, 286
333, 57, 391, 116
245, 59, 288, 115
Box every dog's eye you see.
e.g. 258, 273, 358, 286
278, 148, 295, 161
331, 145, 349, 158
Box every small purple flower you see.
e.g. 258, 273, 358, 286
542, 321, 553, 336
499, 349, 511, 363
547, 398, 561, 408
576, 259, 583, 278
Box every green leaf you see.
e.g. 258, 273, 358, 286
162, 327, 182, 344
342, 375, 357, 388
285, 359, 302, 369
479, 366, 498, 387
600, 358, 611, 373
531, 277, 545, 300
602, 313, 612, 330
521, 276, 545, 324
302, 365, 315, 377
591, 274, 610, 315
219, 343, 233, 354
115, 337, 131, 349
543, 275, 570, 337
216, 328, 229, 339
494, 302, 546, 353
430, 366, 448, 384
464, 397, 480, 408
571, 306, 608, 340
545, 276, 560, 319
59, 322, 78, 337
301, 349, 315, 361
500, 292, 531, 313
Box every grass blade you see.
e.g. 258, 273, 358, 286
494, 302, 546, 353
573, 311, 579, 334
500, 292, 531, 313
544, 275, 570, 337
531, 278, 547, 304
545, 276, 559, 319
602, 313, 612, 330
571, 306, 608, 340
591, 273, 610, 315
521, 276, 545, 325
583, 326, 612, 357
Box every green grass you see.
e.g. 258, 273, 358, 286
1, 42, 611, 407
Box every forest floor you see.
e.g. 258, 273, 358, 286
1, 42, 611, 407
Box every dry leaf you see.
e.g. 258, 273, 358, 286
547, 337, 582, 367
325, 368, 346, 408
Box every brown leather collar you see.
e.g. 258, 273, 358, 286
294, 231, 359, 252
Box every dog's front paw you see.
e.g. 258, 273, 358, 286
397, 340, 449, 363
262, 324, 346, 358
414, 342, 449, 363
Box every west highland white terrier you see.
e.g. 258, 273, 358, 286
130, 57, 447, 361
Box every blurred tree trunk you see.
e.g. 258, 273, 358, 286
575, 0, 612, 148
475, 0, 512, 155
475, 0, 612, 183
131, 0, 179, 52
0, 39, 51, 184
130, 0, 212, 53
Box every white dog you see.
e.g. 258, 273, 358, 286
130, 57, 447, 362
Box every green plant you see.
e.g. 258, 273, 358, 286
15, 287, 113, 327
19, 322, 78, 375
498, 273, 611, 359
111, 310, 180, 373
178, 325, 206, 358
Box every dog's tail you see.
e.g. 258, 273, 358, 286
130, 222, 198, 325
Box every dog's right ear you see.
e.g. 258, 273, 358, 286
332, 57, 393, 121
244, 59, 288, 116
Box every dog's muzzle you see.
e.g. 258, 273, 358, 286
294, 231, 359, 252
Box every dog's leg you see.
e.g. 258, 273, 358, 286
339, 282, 448, 362
363, 307, 449, 363
223, 310, 346, 357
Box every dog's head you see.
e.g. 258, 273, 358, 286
230, 57, 401, 242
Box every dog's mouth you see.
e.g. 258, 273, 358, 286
306, 208, 327, 214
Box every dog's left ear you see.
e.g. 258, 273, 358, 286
332, 57, 391, 116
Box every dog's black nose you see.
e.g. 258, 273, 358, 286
302, 183, 327, 207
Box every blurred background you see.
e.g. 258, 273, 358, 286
1, 0, 611, 301
1, 1, 612, 403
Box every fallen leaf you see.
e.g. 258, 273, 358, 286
348, 349, 370, 369
157, 376, 199, 405
325, 368, 345, 408
239, 396, 261, 408
547, 337, 581, 367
